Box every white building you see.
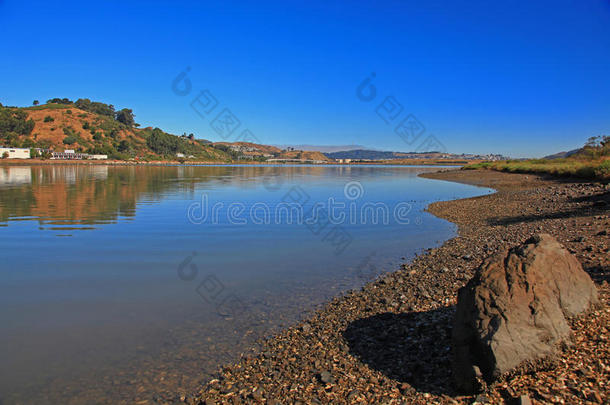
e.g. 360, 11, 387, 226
0, 147, 30, 159
90, 154, 108, 160
51, 151, 88, 160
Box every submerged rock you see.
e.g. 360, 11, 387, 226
452, 234, 598, 392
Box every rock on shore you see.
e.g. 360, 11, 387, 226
453, 233, 599, 392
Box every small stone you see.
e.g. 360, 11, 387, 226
586, 390, 602, 403
318, 371, 334, 384
250, 390, 264, 401
462, 254, 472, 260
473, 393, 488, 404
301, 323, 312, 333
517, 394, 532, 405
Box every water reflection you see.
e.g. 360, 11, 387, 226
0, 164, 439, 230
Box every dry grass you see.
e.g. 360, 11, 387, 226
464, 156, 610, 180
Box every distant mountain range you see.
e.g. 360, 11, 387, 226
543, 148, 582, 159
324, 149, 508, 161
273, 144, 369, 153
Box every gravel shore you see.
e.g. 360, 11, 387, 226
193, 169, 609, 405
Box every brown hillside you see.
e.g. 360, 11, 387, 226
24, 105, 147, 153
213, 142, 331, 161
213, 142, 282, 156
15, 104, 231, 161
278, 150, 330, 161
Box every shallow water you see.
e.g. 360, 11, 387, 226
0, 164, 492, 404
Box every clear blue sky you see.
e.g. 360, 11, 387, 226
1, 0, 609, 157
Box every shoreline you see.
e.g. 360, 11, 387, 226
192, 169, 608, 404
0, 159, 467, 167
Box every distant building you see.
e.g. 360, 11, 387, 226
52, 151, 88, 160
90, 154, 108, 160
176, 153, 186, 158
336, 158, 352, 164
0, 147, 30, 159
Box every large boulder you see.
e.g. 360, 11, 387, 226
452, 234, 598, 392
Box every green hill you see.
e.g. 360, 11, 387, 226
0, 98, 234, 161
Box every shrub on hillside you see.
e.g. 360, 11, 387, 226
21, 138, 35, 148
63, 136, 77, 145
595, 159, 610, 178
117, 140, 130, 152
44, 115, 54, 122
115, 108, 135, 127
0, 105, 35, 144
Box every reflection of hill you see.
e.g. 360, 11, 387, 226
0, 164, 431, 229
0, 166, 190, 228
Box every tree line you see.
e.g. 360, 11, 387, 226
45, 98, 136, 127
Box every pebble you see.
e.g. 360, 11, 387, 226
318, 371, 334, 384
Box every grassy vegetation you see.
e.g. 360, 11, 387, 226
464, 136, 610, 180
23, 103, 73, 110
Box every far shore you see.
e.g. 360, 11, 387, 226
0, 158, 472, 167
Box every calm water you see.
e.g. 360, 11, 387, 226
0, 165, 492, 404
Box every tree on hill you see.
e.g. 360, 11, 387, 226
117, 140, 130, 152
75, 98, 115, 117
33, 100, 39, 106
115, 108, 135, 127
47, 98, 73, 105
146, 128, 179, 155
0, 105, 35, 146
